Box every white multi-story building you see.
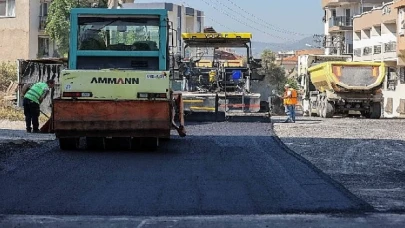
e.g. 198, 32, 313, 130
122, 2, 204, 55
352, 0, 405, 118
322, 0, 386, 55
352, 2, 397, 63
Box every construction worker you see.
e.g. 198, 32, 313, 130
21, 79, 55, 133
282, 84, 298, 123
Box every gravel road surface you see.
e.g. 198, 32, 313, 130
0, 122, 369, 216
273, 117, 405, 212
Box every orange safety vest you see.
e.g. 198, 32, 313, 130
284, 88, 298, 105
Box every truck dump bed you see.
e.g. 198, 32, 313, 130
308, 61, 385, 92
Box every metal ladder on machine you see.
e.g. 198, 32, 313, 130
223, 67, 253, 120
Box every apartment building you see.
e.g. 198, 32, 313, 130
0, 0, 156, 63
352, 0, 405, 117
322, 0, 386, 55
386, 0, 405, 118
122, 2, 204, 55
352, 2, 397, 64
0, 0, 58, 62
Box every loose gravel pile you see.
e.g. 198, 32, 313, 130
273, 116, 405, 212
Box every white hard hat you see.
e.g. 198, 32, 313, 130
285, 84, 290, 87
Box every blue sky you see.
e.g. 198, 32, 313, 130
133, 0, 324, 43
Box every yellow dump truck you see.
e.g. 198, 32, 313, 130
307, 61, 385, 118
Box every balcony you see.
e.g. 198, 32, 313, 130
329, 16, 353, 32
322, 0, 357, 8
39, 16, 47, 31
344, 43, 353, 54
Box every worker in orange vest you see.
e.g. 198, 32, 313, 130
282, 84, 298, 123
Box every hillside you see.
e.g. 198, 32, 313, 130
235, 36, 318, 57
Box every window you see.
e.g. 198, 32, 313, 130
38, 37, 50, 58
39, 2, 48, 17
345, 9, 351, 17
363, 7, 373, 13
0, 0, 15, 17
331, 9, 336, 18
78, 17, 160, 51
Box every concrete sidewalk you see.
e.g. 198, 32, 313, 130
1, 213, 405, 228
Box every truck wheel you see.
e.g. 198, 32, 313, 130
59, 138, 79, 150
370, 102, 382, 119
323, 101, 334, 118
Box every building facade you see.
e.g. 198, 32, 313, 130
387, 0, 405, 118
322, 0, 386, 55
122, 2, 204, 55
0, 0, 149, 63
0, 0, 58, 62
351, 0, 405, 118
352, 2, 397, 64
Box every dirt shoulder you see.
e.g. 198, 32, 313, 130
272, 116, 405, 212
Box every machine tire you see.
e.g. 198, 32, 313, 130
59, 138, 79, 150
370, 102, 382, 119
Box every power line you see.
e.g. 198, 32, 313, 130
223, 0, 313, 37
206, 0, 299, 42
198, 0, 290, 49
180, 1, 235, 32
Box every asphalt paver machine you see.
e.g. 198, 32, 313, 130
172, 32, 269, 122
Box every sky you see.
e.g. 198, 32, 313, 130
133, 0, 324, 43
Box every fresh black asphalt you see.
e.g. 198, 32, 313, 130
0, 122, 370, 216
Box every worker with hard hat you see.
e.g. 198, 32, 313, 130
282, 84, 298, 123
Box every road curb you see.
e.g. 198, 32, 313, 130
270, 120, 374, 213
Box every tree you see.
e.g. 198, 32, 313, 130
45, 0, 108, 57
260, 49, 286, 94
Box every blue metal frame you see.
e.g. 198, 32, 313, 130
69, 8, 168, 70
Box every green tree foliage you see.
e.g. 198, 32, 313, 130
260, 49, 286, 94
285, 77, 299, 90
45, 0, 108, 57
